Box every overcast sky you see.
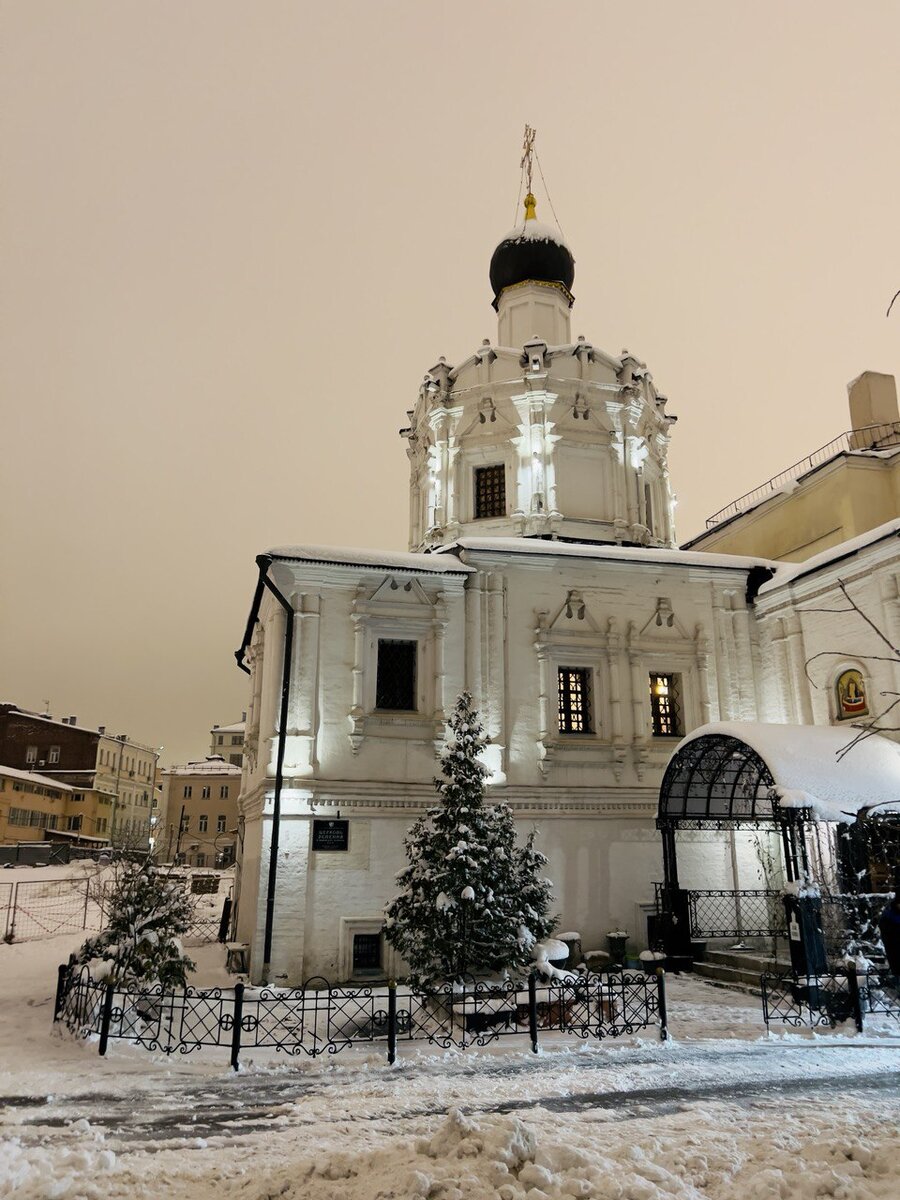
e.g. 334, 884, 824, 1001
2, 1, 898, 766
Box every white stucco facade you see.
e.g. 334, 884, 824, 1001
232, 197, 899, 985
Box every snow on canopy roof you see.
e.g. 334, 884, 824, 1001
440, 537, 776, 573
679, 721, 900, 821
266, 545, 473, 574
212, 721, 245, 734
757, 519, 900, 596
0, 764, 73, 791
497, 219, 572, 253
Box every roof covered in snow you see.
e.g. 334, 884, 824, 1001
758, 519, 900, 596
159, 757, 243, 777
266, 545, 473, 574
679, 721, 900, 820
212, 721, 245, 735
440, 537, 776, 574
0, 764, 74, 791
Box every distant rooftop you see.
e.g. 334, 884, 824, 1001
0, 764, 74, 791
160, 756, 242, 777
690, 420, 900, 539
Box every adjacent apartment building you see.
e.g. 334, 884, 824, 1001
0, 705, 159, 848
157, 756, 241, 867
209, 715, 246, 766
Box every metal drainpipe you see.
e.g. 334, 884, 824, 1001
255, 557, 294, 984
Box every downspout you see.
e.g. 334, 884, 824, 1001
236, 554, 294, 984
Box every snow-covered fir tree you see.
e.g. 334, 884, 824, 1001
384, 693, 556, 988
76, 862, 196, 988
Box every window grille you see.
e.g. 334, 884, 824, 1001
376, 639, 417, 711
649, 672, 682, 737
557, 667, 592, 733
352, 933, 382, 972
474, 464, 506, 519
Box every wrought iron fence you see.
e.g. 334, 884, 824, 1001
687, 889, 786, 940
54, 965, 668, 1069
761, 968, 900, 1032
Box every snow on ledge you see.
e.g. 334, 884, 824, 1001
266, 545, 474, 574
678, 720, 900, 821
440, 537, 776, 573
758, 518, 900, 596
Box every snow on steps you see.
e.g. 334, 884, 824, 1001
692, 947, 792, 995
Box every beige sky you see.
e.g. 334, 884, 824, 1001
2, 1, 898, 766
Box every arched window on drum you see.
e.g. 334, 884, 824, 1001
834, 668, 869, 721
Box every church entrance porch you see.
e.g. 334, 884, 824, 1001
654, 722, 900, 975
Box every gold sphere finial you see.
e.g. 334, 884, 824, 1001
524, 192, 537, 221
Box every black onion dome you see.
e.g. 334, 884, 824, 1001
489, 196, 574, 305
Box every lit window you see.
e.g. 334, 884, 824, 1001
557, 667, 592, 734
48, 746, 60, 764
376, 639, 417, 711
649, 673, 682, 737
199, 815, 208, 833
474, 464, 506, 519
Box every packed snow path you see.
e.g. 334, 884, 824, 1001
1, 934, 897, 1198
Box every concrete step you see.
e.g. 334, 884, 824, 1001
701, 948, 790, 974
692, 960, 771, 993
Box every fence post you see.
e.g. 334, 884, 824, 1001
387, 979, 397, 1065
53, 962, 69, 1022
655, 968, 669, 1041
7, 883, 17, 942
98, 983, 116, 1057
218, 896, 232, 943
230, 981, 244, 1071
528, 972, 539, 1053
846, 961, 864, 1034
82, 881, 91, 931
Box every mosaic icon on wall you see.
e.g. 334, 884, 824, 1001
835, 668, 868, 720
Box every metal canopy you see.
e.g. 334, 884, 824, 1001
658, 733, 779, 827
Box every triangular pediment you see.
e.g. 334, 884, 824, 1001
368, 575, 434, 607
548, 590, 602, 633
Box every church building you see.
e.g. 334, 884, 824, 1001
230, 178, 798, 986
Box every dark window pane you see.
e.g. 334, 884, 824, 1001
557, 667, 592, 733
474, 464, 506, 519
352, 933, 382, 971
649, 672, 682, 737
376, 639, 417, 710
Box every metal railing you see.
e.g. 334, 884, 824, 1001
704, 421, 900, 530
1, 877, 226, 944
686, 889, 786, 940
55, 965, 669, 1069
761, 967, 900, 1032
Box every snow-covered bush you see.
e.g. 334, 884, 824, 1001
75, 861, 195, 988
384, 693, 556, 989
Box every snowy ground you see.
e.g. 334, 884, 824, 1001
1, 933, 898, 1199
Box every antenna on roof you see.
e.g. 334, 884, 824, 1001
43, 699, 51, 716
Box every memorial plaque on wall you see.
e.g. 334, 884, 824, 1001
312, 818, 349, 851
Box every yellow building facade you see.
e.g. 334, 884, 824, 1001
686, 371, 900, 562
